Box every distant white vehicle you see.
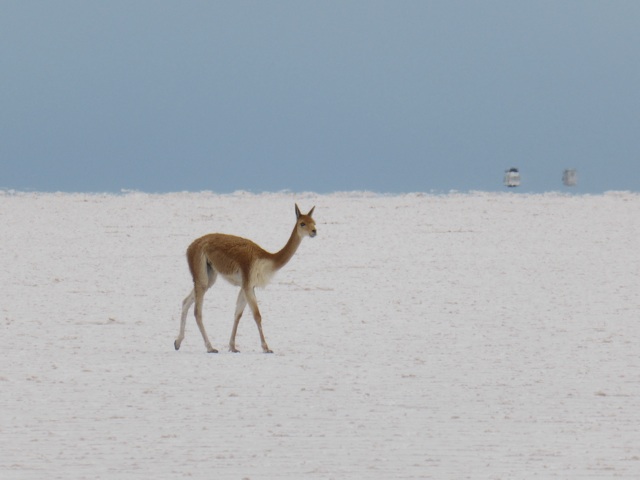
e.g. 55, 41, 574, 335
563, 169, 578, 187
504, 168, 521, 187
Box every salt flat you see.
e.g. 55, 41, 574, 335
1, 191, 639, 479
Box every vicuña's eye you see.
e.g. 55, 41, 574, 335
300, 222, 306, 227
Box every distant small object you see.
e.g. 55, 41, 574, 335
504, 168, 521, 188
562, 169, 578, 187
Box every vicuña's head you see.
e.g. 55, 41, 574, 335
295, 204, 317, 238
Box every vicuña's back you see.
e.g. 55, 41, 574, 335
175, 204, 316, 353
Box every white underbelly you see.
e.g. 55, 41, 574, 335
222, 271, 243, 286
220, 259, 275, 288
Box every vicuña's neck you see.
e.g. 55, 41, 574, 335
271, 225, 302, 270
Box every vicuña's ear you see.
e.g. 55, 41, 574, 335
308, 206, 315, 217
295, 204, 301, 219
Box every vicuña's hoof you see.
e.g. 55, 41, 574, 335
264, 349, 274, 354
207, 348, 219, 353
174, 340, 180, 351
230, 348, 240, 353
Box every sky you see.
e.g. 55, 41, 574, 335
1, 1, 639, 194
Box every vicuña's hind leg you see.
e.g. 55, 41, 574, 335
229, 290, 247, 352
194, 284, 217, 353
174, 289, 194, 350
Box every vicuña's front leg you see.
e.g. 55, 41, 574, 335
244, 287, 273, 353
229, 290, 247, 353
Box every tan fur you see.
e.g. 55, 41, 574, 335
174, 204, 316, 353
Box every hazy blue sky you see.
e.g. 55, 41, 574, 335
2, 1, 639, 193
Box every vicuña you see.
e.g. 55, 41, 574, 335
174, 204, 317, 353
